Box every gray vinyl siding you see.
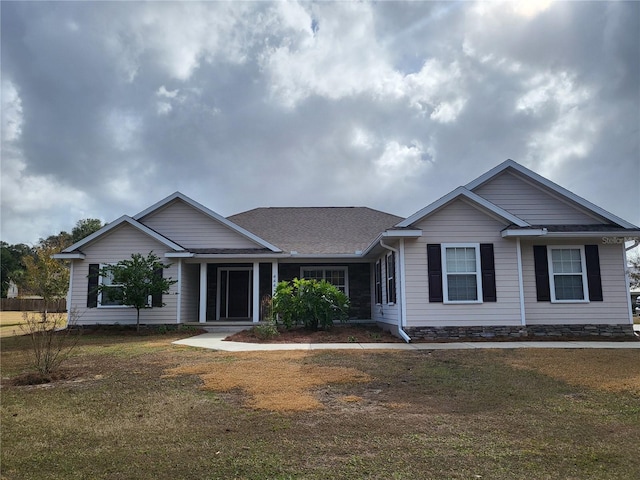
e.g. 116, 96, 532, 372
473, 171, 601, 225
371, 251, 399, 326
180, 263, 200, 323
69, 224, 178, 325
140, 199, 260, 249
521, 239, 630, 324
403, 199, 522, 327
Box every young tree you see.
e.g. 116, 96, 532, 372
97, 253, 177, 332
18, 244, 78, 378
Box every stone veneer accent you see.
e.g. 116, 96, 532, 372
404, 324, 636, 340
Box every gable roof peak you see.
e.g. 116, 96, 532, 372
133, 192, 282, 252
465, 159, 637, 229
396, 186, 530, 228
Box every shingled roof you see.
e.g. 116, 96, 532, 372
228, 207, 403, 255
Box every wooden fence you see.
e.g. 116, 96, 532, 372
1, 298, 67, 312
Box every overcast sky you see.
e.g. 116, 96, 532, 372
2, 0, 639, 246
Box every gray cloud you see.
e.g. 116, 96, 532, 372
1, 0, 638, 245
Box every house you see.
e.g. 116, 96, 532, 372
55, 160, 640, 340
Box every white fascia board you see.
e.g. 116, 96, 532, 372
396, 186, 530, 228
382, 229, 423, 238
133, 191, 282, 252
60, 215, 185, 253
164, 252, 195, 258
544, 231, 640, 239
53, 252, 86, 259
189, 253, 288, 260
466, 159, 639, 229
501, 229, 548, 238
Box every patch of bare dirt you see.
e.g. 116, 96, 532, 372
225, 324, 402, 343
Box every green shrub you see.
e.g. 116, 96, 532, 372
272, 278, 349, 331
254, 322, 280, 340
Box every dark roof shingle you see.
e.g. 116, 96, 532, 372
228, 207, 403, 255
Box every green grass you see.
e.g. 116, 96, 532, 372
2, 331, 640, 479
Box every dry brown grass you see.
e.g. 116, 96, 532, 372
0, 311, 31, 338
505, 349, 640, 394
164, 351, 371, 411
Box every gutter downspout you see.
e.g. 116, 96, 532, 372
380, 239, 411, 343
625, 240, 640, 251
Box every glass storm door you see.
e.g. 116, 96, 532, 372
218, 268, 252, 319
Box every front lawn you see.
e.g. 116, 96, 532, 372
2, 330, 639, 479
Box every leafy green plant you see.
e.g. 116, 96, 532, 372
272, 278, 349, 331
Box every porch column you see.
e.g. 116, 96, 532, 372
271, 260, 279, 295
252, 262, 260, 323
199, 263, 207, 323
176, 258, 182, 324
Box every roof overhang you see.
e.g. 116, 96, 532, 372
362, 229, 423, 256
52, 252, 86, 260
502, 228, 640, 239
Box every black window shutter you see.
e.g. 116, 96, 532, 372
480, 244, 497, 302
427, 244, 443, 302
152, 267, 163, 307
584, 244, 603, 301
87, 264, 99, 308
533, 245, 550, 301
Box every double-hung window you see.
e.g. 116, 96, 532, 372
99, 267, 125, 307
374, 260, 382, 304
300, 267, 348, 295
547, 246, 588, 302
441, 244, 482, 303
386, 253, 396, 304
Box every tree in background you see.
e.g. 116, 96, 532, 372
97, 253, 176, 332
71, 218, 103, 244
21, 245, 70, 307
1, 218, 104, 298
629, 252, 640, 289
0, 242, 33, 297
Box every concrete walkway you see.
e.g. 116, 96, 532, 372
173, 331, 640, 352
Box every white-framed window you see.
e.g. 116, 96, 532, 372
386, 252, 396, 304
374, 260, 382, 305
98, 266, 126, 308
300, 267, 349, 295
441, 243, 482, 303
547, 246, 589, 302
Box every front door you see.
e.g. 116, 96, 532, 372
218, 268, 252, 319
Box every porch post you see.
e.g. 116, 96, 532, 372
271, 260, 278, 295
176, 258, 182, 324
199, 263, 207, 323
252, 262, 260, 323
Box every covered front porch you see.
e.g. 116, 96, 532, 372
180, 259, 373, 324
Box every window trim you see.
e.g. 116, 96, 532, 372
299, 266, 349, 296
547, 245, 589, 303
441, 243, 482, 304
97, 264, 128, 309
